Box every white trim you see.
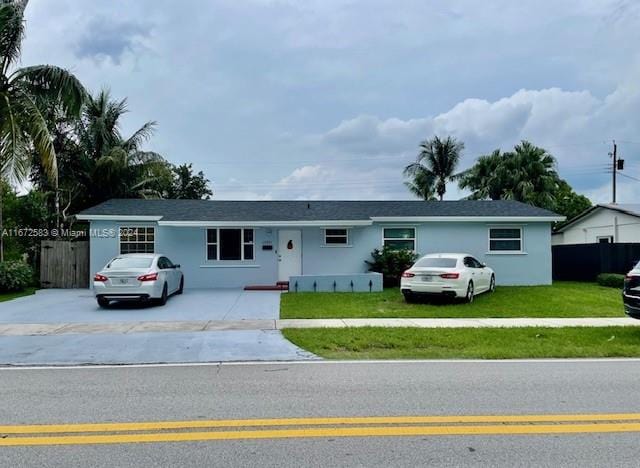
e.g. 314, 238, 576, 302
80, 215, 563, 224
487, 226, 523, 254
371, 216, 564, 222
199, 264, 261, 268
159, 220, 372, 227
596, 235, 614, 244
76, 215, 162, 221
323, 228, 350, 247
486, 252, 528, 256
118, 225, 156, 255
205, 228, 255, 262
382, 226, 417, 251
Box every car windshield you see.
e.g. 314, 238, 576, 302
107, 257, 153, 269
414, 257, 458, 268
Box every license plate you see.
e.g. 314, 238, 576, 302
421, 275, 433, 282
116, 278, 130, 285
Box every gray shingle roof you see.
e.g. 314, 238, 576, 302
78, 199, 561, 222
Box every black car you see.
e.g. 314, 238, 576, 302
623, 264, 640, 319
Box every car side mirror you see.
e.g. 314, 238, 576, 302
174, 264, 181, 269
481, 263, 487, 268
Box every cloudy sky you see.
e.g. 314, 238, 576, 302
20, 0, 640, 201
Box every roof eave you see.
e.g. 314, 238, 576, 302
157, 220, 374, 227
370, 216, 565, 222
75, 215, 163, 221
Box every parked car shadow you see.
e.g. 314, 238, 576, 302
101, 300, 157, 310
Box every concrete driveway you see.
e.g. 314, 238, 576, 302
0, 289, 317, 365
0, 289, 280, 323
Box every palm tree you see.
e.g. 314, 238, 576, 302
457, 149, 506, 200
457, 141, 560, 209
403, 165, 436, 200
507, 140, 559, 207
0, 0, 86, 260
75, 90, 168, 207
404, 136, 464, 200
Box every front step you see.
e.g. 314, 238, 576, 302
244, 283, 289, 291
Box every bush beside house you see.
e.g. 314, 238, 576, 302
0, 261, 34, 292
596, 273, 625, 289
366, 247, 418, 287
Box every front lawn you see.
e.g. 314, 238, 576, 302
282, 327, 640, 359
0, 288, 36, 303
280, 282, 622, 319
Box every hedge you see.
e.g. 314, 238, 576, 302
596, 273, 625, 289
0, 261, 34, 292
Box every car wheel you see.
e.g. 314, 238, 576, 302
489, 275, 496, 293
97, 297, 110, 308
465, 281, 474, 303
177, 276, 184, 295
403, 291, 415, 303
156, 283, 168, 306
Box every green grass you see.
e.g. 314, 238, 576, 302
0, 287, 36, 303
280, 282, 623, 319
282, 327, 640, 359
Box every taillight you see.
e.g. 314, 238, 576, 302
440, 273, 460, 279
137, 272, 158, 282
94, 273, 108, 282
401, 271, 415, 278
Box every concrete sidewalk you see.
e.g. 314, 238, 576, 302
1, 317, 638, 336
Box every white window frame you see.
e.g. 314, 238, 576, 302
382, 226, 416, 251
205, 228, 255, 261
118, 225, 155, 254
596, 235, 614, 244
323, 228, 350, 247
487, 226, 524, 254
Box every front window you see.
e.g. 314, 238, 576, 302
206, 228, 254, 261
383, 227, 415, 251
488, 227, 522, 252
324, 228, 349, 245
119, 226, 154, 254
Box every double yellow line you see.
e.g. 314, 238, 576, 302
3, 413, 640, 446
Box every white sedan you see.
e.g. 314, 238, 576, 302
93, 254, 184, 308
400, 253, 495, 303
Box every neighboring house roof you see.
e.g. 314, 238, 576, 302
76, 199, 562, 225
554, 203, 640, 234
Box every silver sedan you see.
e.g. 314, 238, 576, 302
93, 254, 184, 308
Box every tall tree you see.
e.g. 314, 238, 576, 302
458, 141, 588, 220
553, 179, 592, 226
71, 90, 167, 209
506, 140, 559, 208
0, 0, 86, 260
404, 136, 464, 200
167, 163, 213, 199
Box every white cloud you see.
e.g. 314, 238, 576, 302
17, 0, 640, 202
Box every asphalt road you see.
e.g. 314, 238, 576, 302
2, 360, 640, 467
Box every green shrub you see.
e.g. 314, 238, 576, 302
365, 246, 419, 287
597, 273, 625, 289
0, 261, 34, 292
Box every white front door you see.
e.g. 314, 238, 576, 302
278, 230, 302, 282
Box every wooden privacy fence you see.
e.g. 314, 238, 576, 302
552, 243, 640, 281
40, 240, 89, 288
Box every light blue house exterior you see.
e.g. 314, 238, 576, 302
77, 199, 563, 289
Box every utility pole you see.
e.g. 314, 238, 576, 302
610, 140, 617, 204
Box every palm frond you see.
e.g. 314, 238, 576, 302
13, 89, 57, 186
12, 65, 87, 117
123, 121, 157, 151
0, 0, 26, 74
0, 89, 27, 181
